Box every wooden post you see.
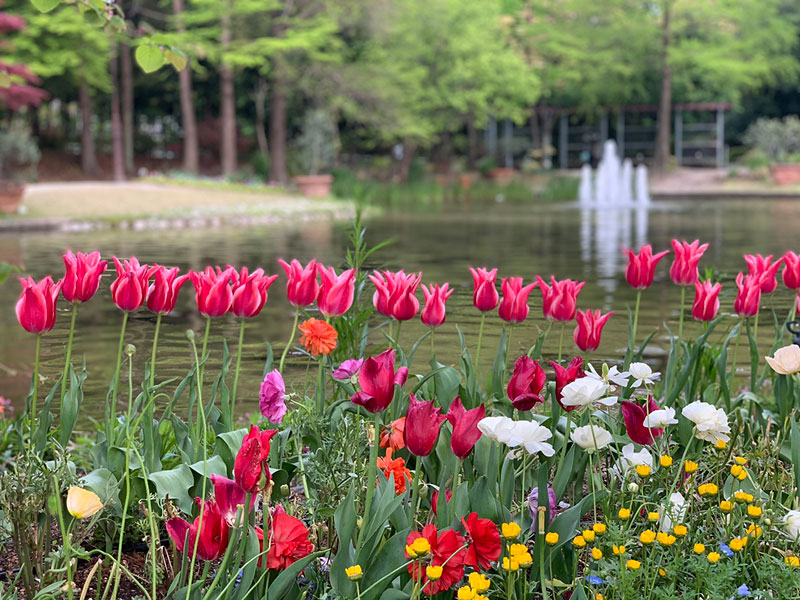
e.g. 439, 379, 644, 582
616, 110, 625, 157
559, 113, 568, 170
674, 108, 682, 166
716, 108, 725, 168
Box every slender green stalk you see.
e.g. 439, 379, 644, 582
231, 317, 246, 416
358, 411, 381, 550
110, 312, 129, 418
198, 315, 212, 389
556, 322, 566, 364
475, 312, 487, 367
552, 411, 572, 490
29, 334, 41, 441
430, 327, 435, 357
410, 455, 422, 524
315, 355, 326, 415
520, 452, 528, 518
395, 320, 403, 351
149, 313, 162, 389
60, 302, 78, 401
628, 289, 642, 366
278, 307, 300, 373
538, 538, 549, 600
295, 433, 314, 522
53, 476, 73, 600
678, 286, 686, 341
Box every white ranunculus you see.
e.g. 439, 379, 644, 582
477, 416, 516, 444
570, 424, 612, 452
505, 421, 555, 457
585, 363, 630, 388
766, 345, 800, 375
786, 510, 800, 539
561, 377, 609, 408
660, 492, 687, 532
642, 407, 678, 428
681, 401, 731, 444
629, 362, 660, 387
615, 443, 652, 474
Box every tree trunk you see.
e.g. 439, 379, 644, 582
78, 77, 99, 176
109, 42, 126, 182
254, 78, 269, 157
530, 107, 542, 149
219, 0, 237, 176
541, 109, 556, 169
466, 115, 478, 171
653, 0, 672, 171
174, 0, 199, 174
397, 140, 416, 182
269, 60, 289, 183
121, 42, 135, 175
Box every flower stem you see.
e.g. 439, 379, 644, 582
108, 312, 129, 448
198, 315, 211, 389
475, 312, 487, 367
60, 302, 78, 401
315, 355, 326, 415
279, 307, 300, 374
678, 286, 686, 341
29, 334, 41, 443
430, 327, 435, 358
552, 410, 572, 492
557, 322, 566, 364
628, 289, 642, 366
231, 317, 246, 418
149, 313, 162, 390
357, 411, 381, 551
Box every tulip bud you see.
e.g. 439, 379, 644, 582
418, 482, 429, 498
628, 482, 639, 493
185, 329, 195, 341
280, 484, 290, 498
125, 343, 136, 356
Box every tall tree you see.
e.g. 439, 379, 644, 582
172, 0, 199, 174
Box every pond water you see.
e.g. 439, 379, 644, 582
1, 197, 797, 427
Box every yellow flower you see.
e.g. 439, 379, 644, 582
573, 535, 587, 548
502, 557, 519, 572
545, 532, 559, 545
626, 559, 641, 570
591, 547, 603, 560
729, 538, 745, 552
501, 522, 522, 539
636, 464, 651, 477
719, 500, 734, 512
468, 572, 490, 593
593, 523, 607, 534
673, 525, 688, 537
612, 545, 626, 555
693, 543, 706, 554
715, 439, 727, 449
786, 556, 800, 568
66, 487, 103, 519
684, 461, 699, 474
698, 483, 718, 496
658, 568, 667, 577
734, 491, 754, 503
426, 566, 443, 581
457, 586, 475, 600
657, 532, 676, 546
731, 465, 743, 478
765, 344, 800, 375
736, 469, 747, 481
509, 543, 529, 557
582, 530, 596, 543
747, 505, 762, 518
596, 594, 604, 600
647, 512, 660, 523
659, 455, 673, 468
515, 551, 533, 567
734, 456, 748, 465
747, 524, 763, 538
618, 508, 631, 520
707, 552, 721, 563
345, 565, 363, 581
407, 537, 431, 558
639, 530, 656, 544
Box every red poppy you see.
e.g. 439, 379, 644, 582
461, 512, 501, 570
376, 449, 412, 494
405, 524, 466, 594
380, 417, 406, 451
262, 512, 314, 570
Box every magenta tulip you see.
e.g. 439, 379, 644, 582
350, 348, 409, 413
420, 282, 453, 327
469, 267, 499, 312
550, 356, 585, 412
62, 250, 107, 303
624, 245, 669, 289
536, 276, 585, 322
734, 272, 761, 317
190, 266, 234, 317
446, 397, 485, 458
278, 259, 319, 307
691, 280, 721, 322
497, 277, 536, 323
507, 356, 547, 411
403, 395, 445, 457
620, 397, 663, 446
110, 256, 150, 312
231, 267, 279, 318
744, 254, 783, 294
146, 265, 190, 314
669, 239, 708, 286
317, 265, 355, 317
573, 309, 613, 352
16, 275, 62, 334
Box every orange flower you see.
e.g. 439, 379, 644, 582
376, 449, 411, 494
380, 417, 406, 451
298, 318, 338, 356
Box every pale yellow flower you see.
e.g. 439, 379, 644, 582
66, 487, 103, 519
766, 344, 800, 375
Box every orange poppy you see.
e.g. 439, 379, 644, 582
376, 449, 411, 494
298, 318, 338, 356
380, 417, 406, 451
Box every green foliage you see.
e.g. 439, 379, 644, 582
743, 116, 800, 163
296, 109, 339, 175
0, 122, 40, 181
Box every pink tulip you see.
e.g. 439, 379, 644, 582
507, 356, 546, 411
231, 267, 279, 318
497, 277, 536, 324
783, 251, 800, 290
403, 395, 445, 457
317, 265, 355, 317
16, 275, 62, 334
146, 265, 190, 314
550, 356, 585, 412
446, 397, 485, 458
469, 267, 499, 312
278, 259, 319, 307
110, 256, 150, 311
420, 283, 453, 327
62, 250, 107, 303
744, 254, 783, 294
734, 272, 761, 317
190, 266, 234, 317
370, 270, 421, 321
691, 280, 721, 322
166, 498, 229, 561
620, 396, 663, 445
573, 309, 613, 352
260, 369, 287, 424
332, 358, 364, 380
624, 245, 669, 289
209, 474, 258, 525
536, 276, 585, 322
350, 348, 409, 413
669, 239, 708, 286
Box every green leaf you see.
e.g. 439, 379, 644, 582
135, 45, 167, 74
330, 486, 357, 596
149, 464, 195, 513
268, 550, 327, 600
31, 0, 61, 13
59, 362, 86, 447
792, 420, 800, 494
360, 530, 411, 600
231, 527, 261, 600
164, 49, 188, 71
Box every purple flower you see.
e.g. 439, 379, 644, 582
527, 485, 557, 527
260, 369, 287, 424
333, 358, 364, 380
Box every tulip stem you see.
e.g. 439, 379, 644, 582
410, 455, 422, 524
556, 323, 566, 364
552, 410, 572, 494
475, 313, 487, 367
29, 334, 41, 444
198, 315, 212, 389
395, 320, 403, 351
678, 286, 686, 341
60, 302, 78, 402
231, 317, 246, 420
149, 313, 162, 390
729, 317, 744, 392
108, 312, 129, 448
627, 289, 642, 367
430, 328, 435, 358
315, 355, 326, 415
358, 411, 381, 551
279, 307, 300, 374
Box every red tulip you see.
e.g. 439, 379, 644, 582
691, 280, 721, 322
507, 356, 546, 411
16, 275, 62, 334
62, 250, 107, 303
403, 395, 445, 457
420, 282, 453, 327
669, 239, 708, 286
350, 348, 409, 413
573, 309, 613, 352
231, 267, 279, 318
430, 489, 452, 515
550, 356, 585, 412
406, 525, 466, 594
278, 258, 319, 307
233, 425, 278, 494
462, 512, 501, 570
146, 265, 190, 314
469, 267, 499, 312
446, 397, 485, 458
263, 511, 314, 570
317, 265, 355, 317
369, 270, 397, 317
166, 498, 229, 561
734, 272, 761, 317
744, 254, 783, 294
370, 270, 422, 320
620, 396, 663, 446
110, 256, 150, 311
190, 266, 234, 317
209, 474, 257, 525
783, 252, 800, 290
536, 276, 585, 322
498, 277, 537, 323
624, 245, 669, 289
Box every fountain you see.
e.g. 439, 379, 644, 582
578, 139, 649, 206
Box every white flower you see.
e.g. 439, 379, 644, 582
628, 362, 660, 387
570, 424, 612, 452
616, 443, 652, 473
642, 407, 678, 428
561, 377, 610, 408
681, 401, 731, 444
585, 363, 630, 388
478, 416, 516, 444
786, 510, 800, 539
766, 345, 800, 375
660, 492, 687, 532
505, 421, 555, 457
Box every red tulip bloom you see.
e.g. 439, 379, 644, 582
230, 267, 279, 318
431, 489, 452, 515
744, 254, 783, 294
369, 270, 397, 317
734, 272, 761, 317
536, 276, 585, 322
264, 512, 314, 570
62, 250, 107, 303
507, 356, 547, 411
278, 258, 319, 307
146, 265, 190, 314
16, 276, 62, 334
370, 270, 422, 320
110, 256, 150, 311
783, 251, 800, 290
233, 425, 278, 494
317, 265, 355, 317
350, 348, 409, 413
550, 356, 585, 412
209, 474, 257, 525
691, 280, 721, 322
462, 512, 501, 570
404, 395, 445, 457
190, 266, 234, 317
498, 277, 537, 323
446, 397, 485, 458
620, 396, 663, 446
166, 498, 229, 561
573, 309, 613, 352
624, 245, 669, 289
469, 267, 499, 312
669, 239, 708, 286
406, 525, 466, 594
420, 282, 453, 327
